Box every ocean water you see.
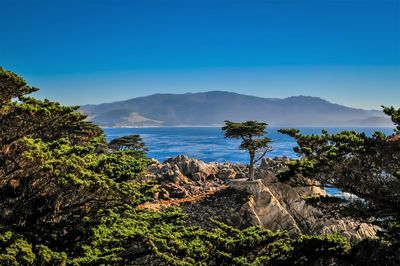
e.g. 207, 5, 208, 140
104, 127, 394, 164
104, 127, 393, 197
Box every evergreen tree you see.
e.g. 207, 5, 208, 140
1, 66, 396, 265
109, 134, 148, 152
279, 106, 400, 250
222, 121, 272, 180
0, 67, 152, 263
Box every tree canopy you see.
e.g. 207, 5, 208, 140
222, 121, 272, 180
108, 134, 148, 152
1, 66, 398, 265
0, 67, 152, 264
279, 106, 400, 254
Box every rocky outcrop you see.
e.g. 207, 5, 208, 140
230, 178, 379, 243
146, 155, 379, 243
231, 179, 303, 235
147, 155, 246, 200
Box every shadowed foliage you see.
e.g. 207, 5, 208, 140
1, 67, 398, 265
279, 106, 400, 262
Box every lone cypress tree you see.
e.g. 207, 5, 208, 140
222, 121, 272, 181
108, 134, 148, 152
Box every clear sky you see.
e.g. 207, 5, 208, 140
1, 0, 399, 109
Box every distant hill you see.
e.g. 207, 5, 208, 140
79, 91, 393, 127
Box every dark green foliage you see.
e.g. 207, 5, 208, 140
0, 66, 38, 104
351, 237, 400, 266
382, 105, 400, 134
279, 107, 400, 263
222, 121, 267, 138
108, 134, 148, 152
222, 121, 272, 180
92, 150, 151, 182
69, 207, 351, 265
1, 67, 396, 265
0, 67, 153, 264
0, 228, 67, 266
278, 125, 400, 219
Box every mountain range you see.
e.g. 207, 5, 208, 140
79, 91, 392, 127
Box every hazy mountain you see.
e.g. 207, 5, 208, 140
79, 91, 392, 127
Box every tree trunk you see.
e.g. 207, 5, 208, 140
248, 152, 255, 181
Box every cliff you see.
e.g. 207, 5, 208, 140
143, 155, 379, 243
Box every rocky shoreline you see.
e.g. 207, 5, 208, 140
145, 155, 379, 243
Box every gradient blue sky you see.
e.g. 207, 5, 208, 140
1, 0, 399, 109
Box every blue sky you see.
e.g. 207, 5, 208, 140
1, 0, 399, 109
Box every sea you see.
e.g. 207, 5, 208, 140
104, 127, 394, 163
104, 127, 394, 196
